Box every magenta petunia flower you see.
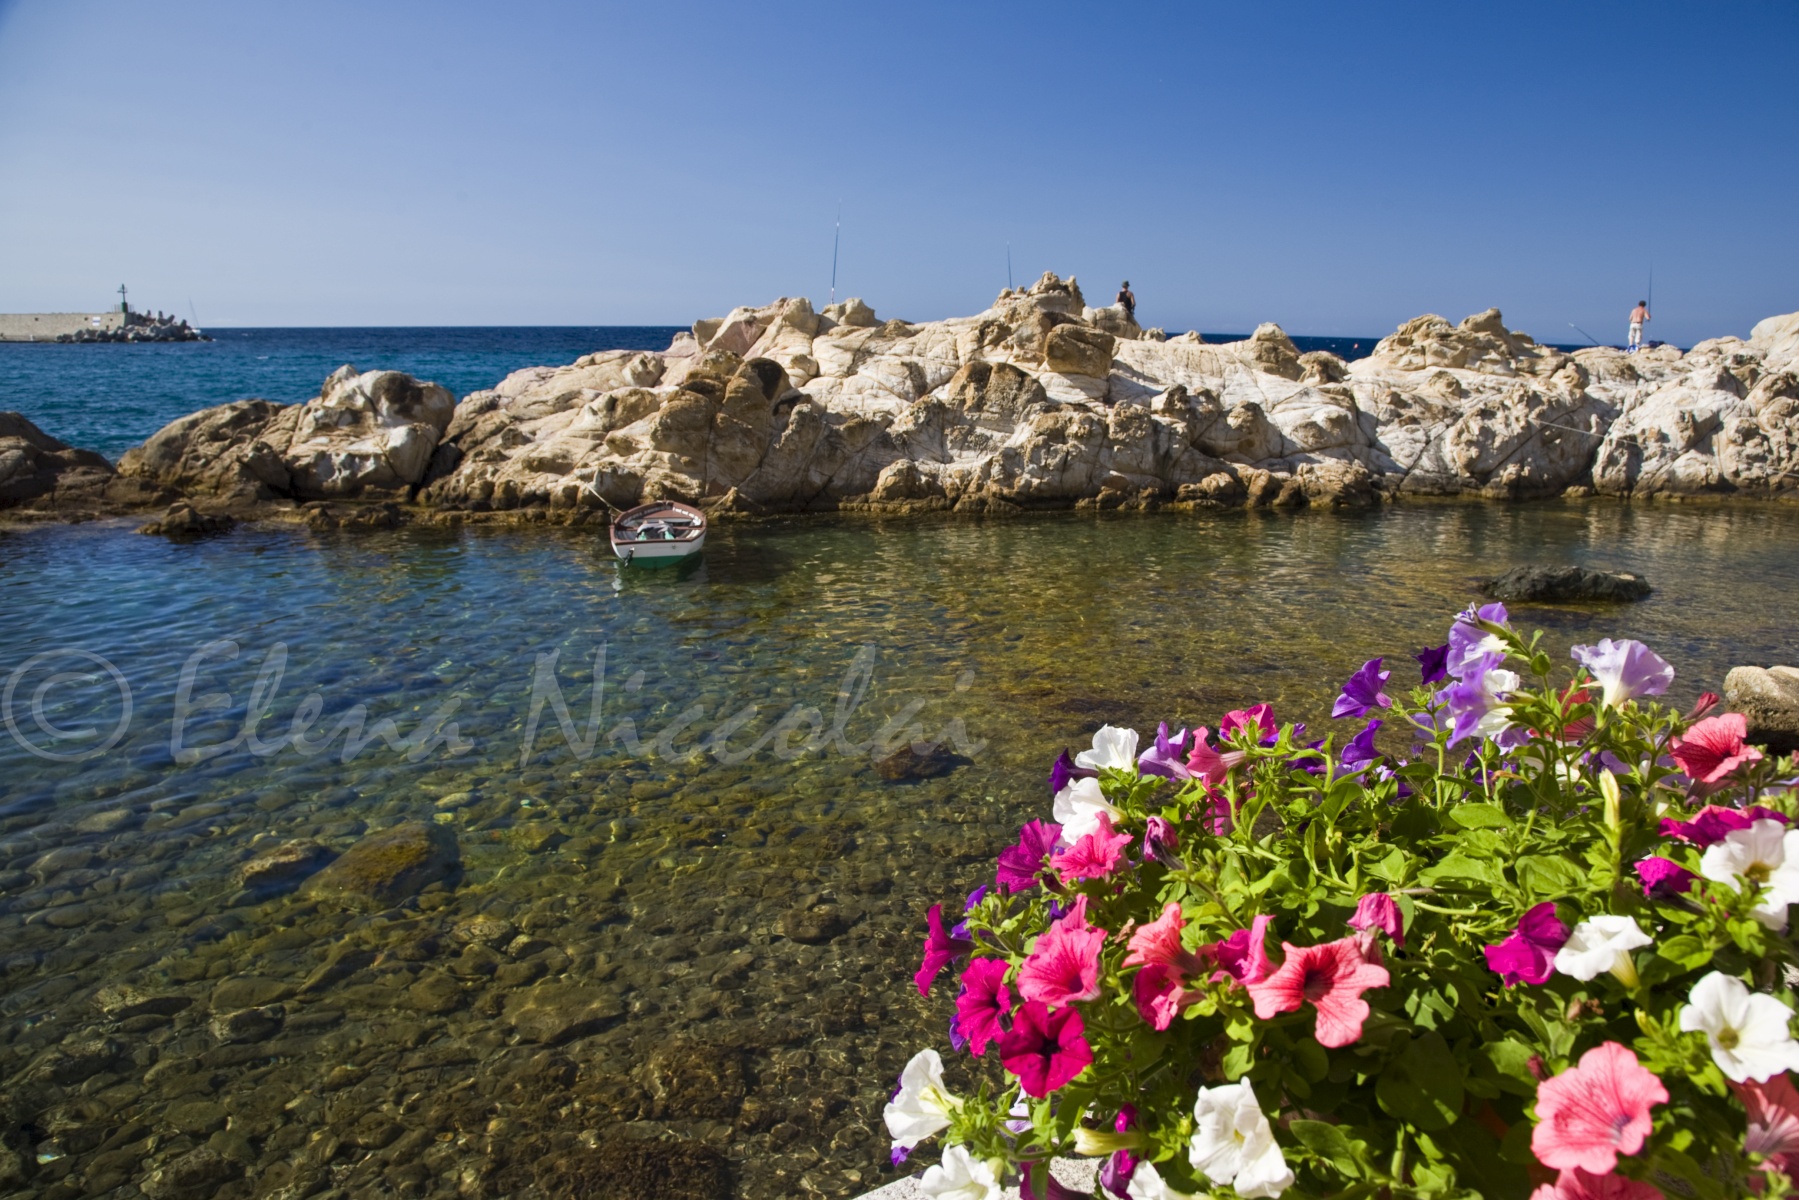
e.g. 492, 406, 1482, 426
1484, 902, 1570, 987
1333, 658, 1394, 719
1055, 813, 1132, 883
1659, 804, 1788, 847
1416, 642, 1451, 684
1529, 1169, 1667, 1200
1142, 816, 1180, 867
997, 819, 1062, 893
1017, 894, 1106, 1008
1531, 1042, 1668, 1174
1246, 937, 1391, 1048
914, 903, 975, 996
998, 1000, 1093, 1098
1348, 892, 1405, 946
1137, 722, 1192, 780
1220, 703, 1277, 744
1206, 913, 1277, 985
1634, 856, 1696, 897
1671, 713, 1765, 788
1123, 901, 1206, 975
952, 957, 1013, 1057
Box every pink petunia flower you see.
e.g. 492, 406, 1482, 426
1348, 892, 1405, 946
1659, 804, 1788, 847
1142, 816, 1181, 866
1206, 914, 1277, 986
1531, 1042, 1668, 1174
1529, 1168, 1666, 1200
1055, 813, 1132, 884
1485, 902, 1570, 987
1221, 703, 1277, 743
914, 903, 975, 996
953, 957, 1012, 1057
1122, 901, 1207, 976
1245, 937, 1391, 1048
1017, 894, 1106, 1008
1184, 728, 1243, 786
1671, 713, 1764, 788
1736, 1072, 1799, 1176
1133, 963, 1193, 1031
998, 1000, 1093, 1098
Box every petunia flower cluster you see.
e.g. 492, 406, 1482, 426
886, 608, 1799, 1200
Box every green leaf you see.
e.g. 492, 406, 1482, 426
1476, 1038, 1541, 1096
1447, 803, 1510, 829
1366, 846, 1408, 883
1221, 1041, 1255, 1080
1516, 854, 1586, 896
1420, 852, 1506, 888
1289, 1119, 1369, 1180
1376, 1031, 1465, 1131
1655, 933, 1715, 972
1291, 1037, 1329, 1082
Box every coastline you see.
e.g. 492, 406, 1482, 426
2, 277, 1795, 531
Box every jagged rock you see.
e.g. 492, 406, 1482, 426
1480, 565, 1653, 603
1724, 666, 1799, 756
0, 411, 138, 513
66, 287, 1799, 524
299, 822, 458, 910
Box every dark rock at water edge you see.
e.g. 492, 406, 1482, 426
298, 822, 458, 910
137, 501, 236, 538
1481, 565, 1653, 603
1725, 665, 1799, 755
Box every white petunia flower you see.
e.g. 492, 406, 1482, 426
1470, 668, 1522, 741
1052, 776, 1124, 843
1127, 1160, 1199, 1200
1553, 914, 1652, 984
1570, 638, 1675, 709
884, 1049, 959, 1151
1075, 724, 1140, 772
1699, 822, 1799, 930
1678, 971, 1799, 1083
918, 1145, 1002, 1200
1189, 1082, 1294, 1199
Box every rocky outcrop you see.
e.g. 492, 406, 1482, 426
0, 412, 169, 518
1480, 566, 1653, 603
118, 366, 455, 503
24, 277, 1799, 526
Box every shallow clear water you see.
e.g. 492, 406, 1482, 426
0, 502, 1794, 1198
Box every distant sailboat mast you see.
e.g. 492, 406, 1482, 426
829, 205, 841, 307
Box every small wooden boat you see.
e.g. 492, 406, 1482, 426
609, 500, 706, 564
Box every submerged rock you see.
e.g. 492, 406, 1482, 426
872, 739, 964, 781
137, 501, 235, 538
503, 983, 626, 1045
299, 822, 458, 910
237, 839, 334, 891
1724, 665, 1799, 755
1480, 565, 1653, 603
139, 1147, 242, 1199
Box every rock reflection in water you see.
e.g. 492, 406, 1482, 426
0, 503, 1795, 1199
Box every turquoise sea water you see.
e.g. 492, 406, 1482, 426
0, 503, 1795, 1198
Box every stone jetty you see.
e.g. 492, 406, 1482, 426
3, 275, 1796, 524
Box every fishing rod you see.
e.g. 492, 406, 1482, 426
1007, 243, 1013, 291
1569, 322, 1603, 347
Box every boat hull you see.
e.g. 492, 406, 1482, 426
611, 532, 706, 564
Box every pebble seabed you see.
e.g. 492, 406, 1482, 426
0, 501, 1795, 1200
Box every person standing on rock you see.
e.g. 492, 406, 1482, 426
1116, 281, 1136, 319
1627, 299, 1650, 351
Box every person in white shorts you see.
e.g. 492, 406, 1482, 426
1627, 300, 1650, 351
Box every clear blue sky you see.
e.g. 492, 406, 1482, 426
1, 1, 1794, 344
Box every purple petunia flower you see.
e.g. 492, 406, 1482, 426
1098, 1104, 1139, 1198
1446, 602, 1510, 679
1436, 651, 1520, 748
1333, 658, 1394, 719
1415, 643, 1450, 684
1339, 719, 1383, 773
1137, 722, 1192, 780
1571, 639, 1675, 710
997, 820, 1061, 893
1048, 750, 1095, 794
1142, 816, 1180, 867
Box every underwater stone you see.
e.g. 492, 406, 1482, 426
299, 822, 458, 911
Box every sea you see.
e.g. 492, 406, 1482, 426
0, 326, 1569, 461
